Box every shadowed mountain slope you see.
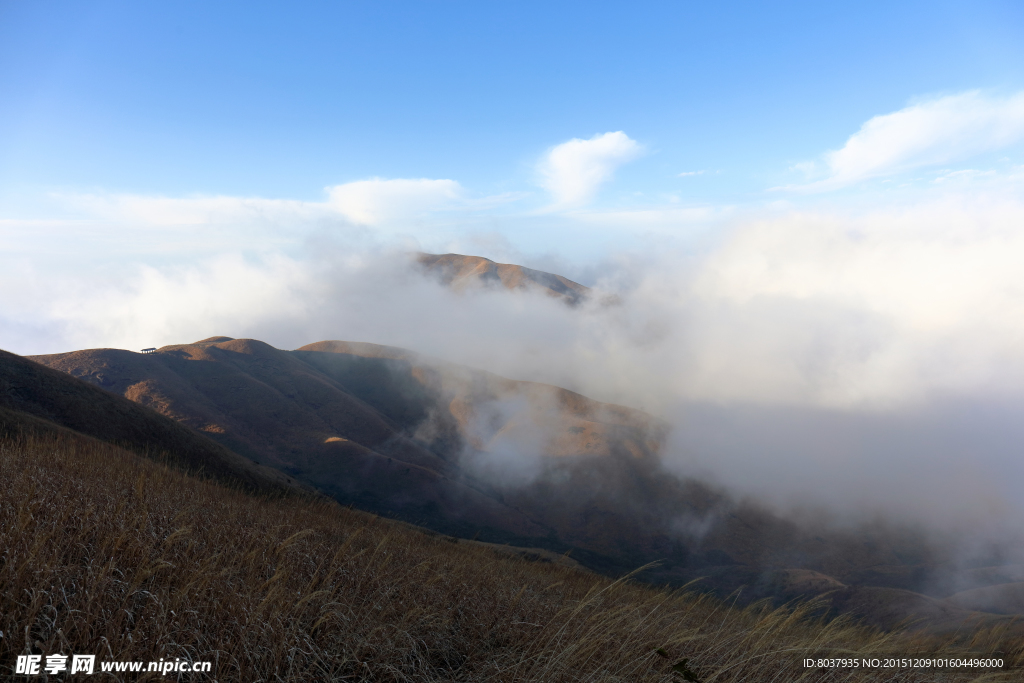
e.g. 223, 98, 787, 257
31, 336, 715, 567
29, 338, 550, 543
417, 252, 590, 304
0, 348, 300, 494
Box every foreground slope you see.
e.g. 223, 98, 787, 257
3, 431, 1019, 682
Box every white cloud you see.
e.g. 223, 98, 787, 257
326, 178, 462, 225
677, 170, 706, 177
45, 254, 316, 351
790, 91, 1024, 191
932, 168, 997, 184
538, 131, 643, 209
682, 197, 1024, 407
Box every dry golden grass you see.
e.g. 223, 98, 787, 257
1, 432, 1020, 682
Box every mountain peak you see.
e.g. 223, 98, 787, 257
416, 252, 589, 305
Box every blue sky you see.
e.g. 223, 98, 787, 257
2, 0, 1022, 206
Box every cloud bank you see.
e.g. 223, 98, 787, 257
10, 184, 1024, 527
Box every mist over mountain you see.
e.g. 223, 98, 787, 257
17, 236, 1024, 530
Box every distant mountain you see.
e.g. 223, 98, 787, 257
0, 348, 300, 495
946, 575, 1024, 615
417, 252, 590, 304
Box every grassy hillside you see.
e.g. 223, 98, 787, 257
2, 430, 1020, 681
